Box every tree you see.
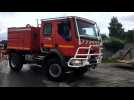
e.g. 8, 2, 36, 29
108, 17, 124, 38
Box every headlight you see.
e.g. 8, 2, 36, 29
71, 59, 82, 65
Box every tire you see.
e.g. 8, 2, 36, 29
9, 53, 24, 72
73, 67, 88, 77
45, 59, 65, 82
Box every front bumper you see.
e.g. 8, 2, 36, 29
67, 53, 103, 68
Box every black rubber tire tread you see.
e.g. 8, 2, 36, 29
9, 53, 23, 72
45, 59, 65, 82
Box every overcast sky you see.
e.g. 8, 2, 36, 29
0, 12, 134, 40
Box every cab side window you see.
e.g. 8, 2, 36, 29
58, 21, 71, 41
43, 23, 52, 35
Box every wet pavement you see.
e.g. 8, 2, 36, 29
1, 60, 134, 87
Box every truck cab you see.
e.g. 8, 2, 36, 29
40, 16, 102, 67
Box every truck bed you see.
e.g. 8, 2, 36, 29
7, 27, 40, 52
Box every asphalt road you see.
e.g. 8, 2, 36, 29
0, 60, 134, 87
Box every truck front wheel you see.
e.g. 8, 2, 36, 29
9, 53, 23, 72
45, 59, 65, 82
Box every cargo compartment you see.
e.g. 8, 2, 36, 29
7, 27, 40, 52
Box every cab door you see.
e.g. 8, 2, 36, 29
40, 21, 54, 49
54, 19, 77, 56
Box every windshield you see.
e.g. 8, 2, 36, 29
77, 19, 98, 38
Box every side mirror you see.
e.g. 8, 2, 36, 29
95, 23, 100, 37
96, 25, 101, 41
97, 26, 100, 36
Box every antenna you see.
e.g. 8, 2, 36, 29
36, 19, 39, 27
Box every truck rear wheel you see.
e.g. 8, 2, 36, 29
45, 59, 65, 82
9, 53, 23, 72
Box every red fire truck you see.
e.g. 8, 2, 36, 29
7, 16, 103, 81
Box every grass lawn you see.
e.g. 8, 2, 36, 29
102, 59, 119, 63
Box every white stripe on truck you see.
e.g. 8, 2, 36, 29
8, 28, 31, 32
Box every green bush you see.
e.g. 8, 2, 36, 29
103, 37, 124, 53
124, 31, 134, 43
